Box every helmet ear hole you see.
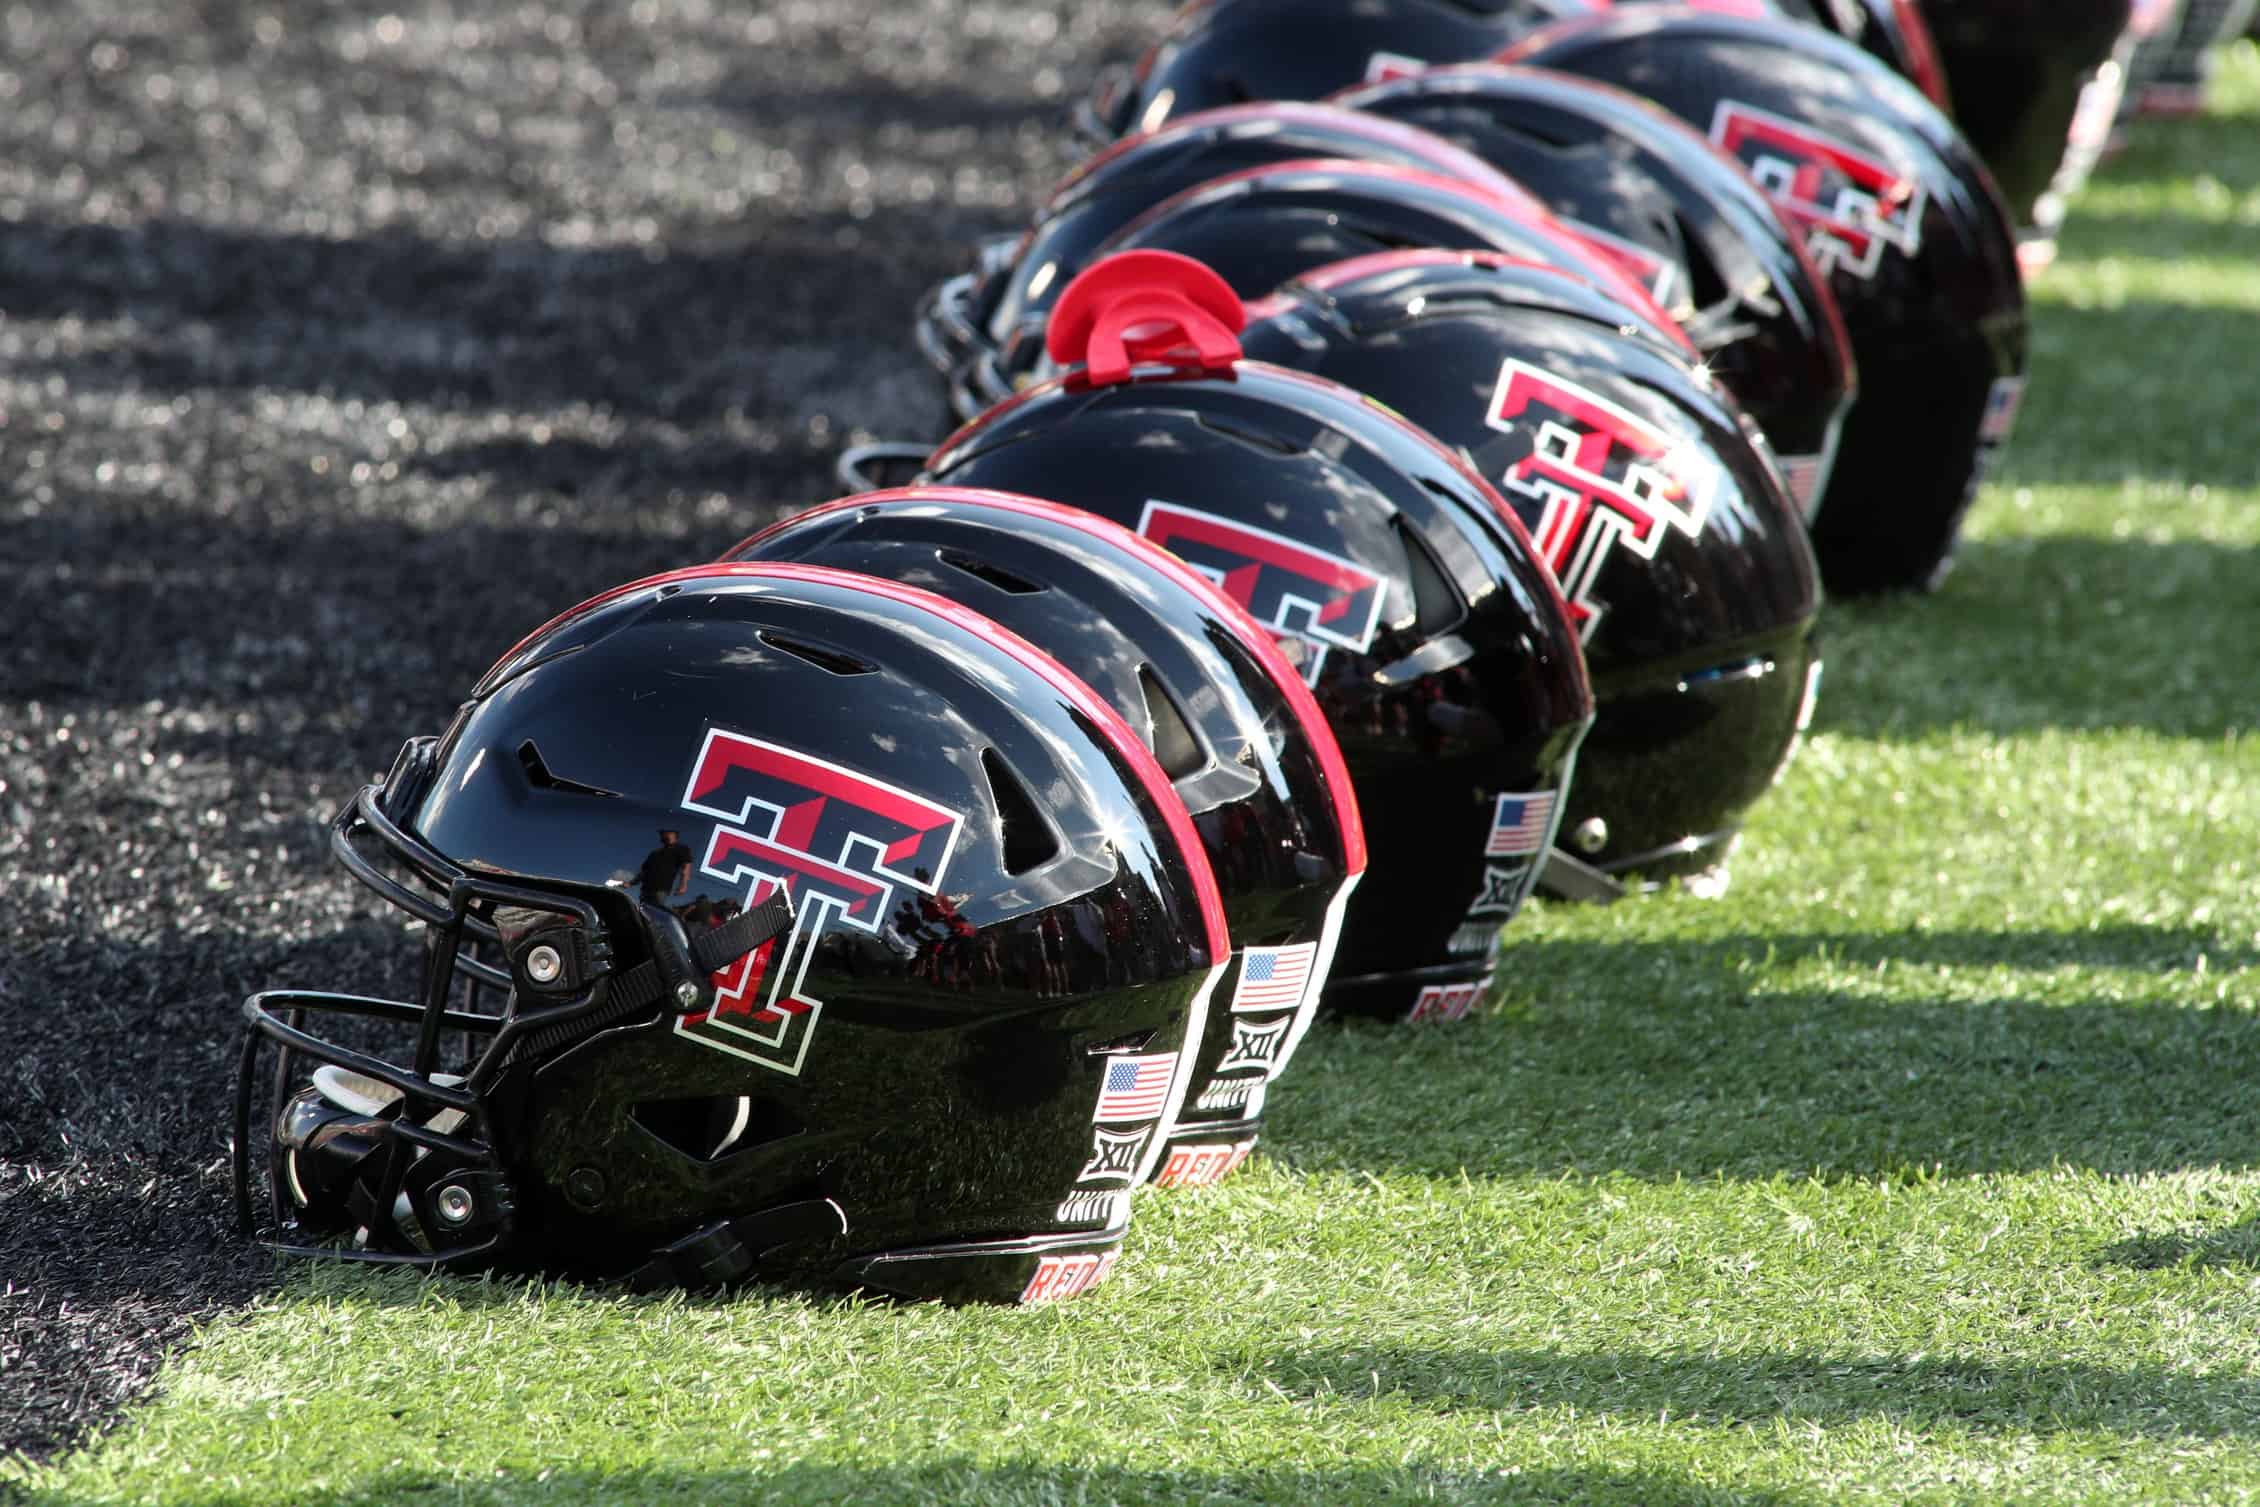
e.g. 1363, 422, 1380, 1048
632, 1095, 804, 1162
1136, 665, 1209, 781
981, 748, 1062, 876
1398, 519, 1467, 636
1672, 212, 1733, 318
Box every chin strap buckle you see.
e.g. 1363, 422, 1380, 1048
1535, 847, 1627, 905
628, 1197, 850, 1292
501, 890, 797, 1067
1047, 250, 1247, 387
620, 889, 797, 1016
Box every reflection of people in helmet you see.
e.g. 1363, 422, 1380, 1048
637, 829, 693, 904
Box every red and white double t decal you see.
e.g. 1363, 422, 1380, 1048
674, 728, 963, 1075
1136, 500, 1386, 685
1486, 359, 1715, 640
1709, 101, 1926, 282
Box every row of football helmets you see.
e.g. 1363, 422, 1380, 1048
236, 0, 2239, 1304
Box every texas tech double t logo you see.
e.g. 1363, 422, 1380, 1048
675, 729, 963, 1075
1709, 101, 1926, 282
1136, 500, 1386, 684
1486, 360, 1715, 640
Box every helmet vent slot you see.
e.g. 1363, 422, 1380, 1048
632, 1094, 804, 1162
1136, 665, 1209, 781
756, 632, 877, 677
516, 741, 622, 799
938, 549, 1047, 596
982, 747, 1061, 875
1194, 412, 1302, 456
1674, 212, 1732, 317
1397, 516, 1468, 635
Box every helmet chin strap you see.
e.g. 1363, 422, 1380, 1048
626, 1198, 850, 1292
1536, 847, 1628, 904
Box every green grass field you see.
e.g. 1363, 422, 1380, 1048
12, 47, 2260, 1507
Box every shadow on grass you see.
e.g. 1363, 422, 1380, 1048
2098, 1210, 2260, 1271
8, 1460, 1824, 1507
0, 919, 433, 1463
1254, 1345, 2260, 1440
1275, 925, 2260, 1185
1814, 531, 2260, 742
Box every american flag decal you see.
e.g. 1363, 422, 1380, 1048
1230, 943, 1317, 1014
1777, 451, 1827, 522
1092, 1053, 1176, 1123
1485, 791, 1556, 858
1979, 377, 2025, 445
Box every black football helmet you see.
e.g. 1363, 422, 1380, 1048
1505, 10, 2029, 594
944, 152, 1691, 422
1242, 250, 1821, 894
725, 488, 1366, 1187
1335, 63, 1857, 518
861, 252, 1594, 1023
919, 100, 1552, 420
1077, 0, 1599, 142
235, 563, 1234, 1304
1911, 0, 2133, 269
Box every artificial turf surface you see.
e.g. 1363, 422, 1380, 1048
6, 19, 2259, 1507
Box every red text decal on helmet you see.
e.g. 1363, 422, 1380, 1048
674, 731, 966, 1073
1136, 501, 1388, 686
1486, 359, 1717, 638
1709, 101, 1926, 281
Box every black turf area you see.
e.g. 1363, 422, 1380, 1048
0, 0, 1162, 1462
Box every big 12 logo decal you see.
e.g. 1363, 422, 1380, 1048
1708, 101, 1926, 281
675, 728, 963, 1075
1136, 500, 1387, 684
1485, 360, 1715, 639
